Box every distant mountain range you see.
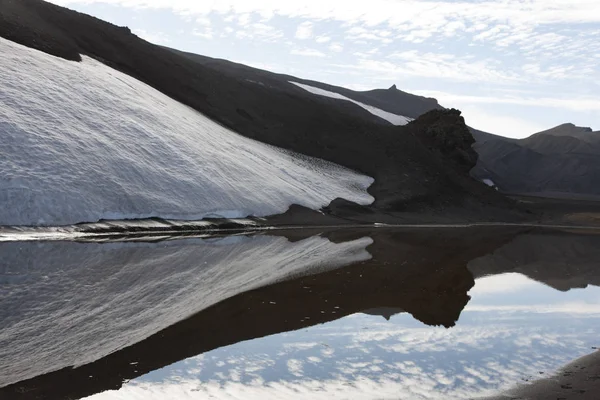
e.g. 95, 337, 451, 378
471, 123, 600, 199
176, 46, 599, 201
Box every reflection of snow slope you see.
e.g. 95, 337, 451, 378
290, 82, 412, 126
0, 38, 374, 226
0, 235, 372, 386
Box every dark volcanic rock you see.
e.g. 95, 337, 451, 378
408, 109, 478, 174
472, 123, 600, 198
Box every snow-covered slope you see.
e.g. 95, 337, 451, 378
290, 82, 413, 126
0, 234, 372, 386
0, 38, 374, 226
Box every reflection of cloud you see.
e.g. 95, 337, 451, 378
465, 302, 600, 314
83, 273, 600, 400
287, 359, 304, 377
283, 342, 320, 351
89, 308, 599, 400
469, 273, 539, 295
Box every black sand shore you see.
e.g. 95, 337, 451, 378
483, 350, 600, 400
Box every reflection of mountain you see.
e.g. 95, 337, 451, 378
0, 227, 513, 400
0, 235, 371, 388
362, 307, 404, 320
468, 230, 600, 291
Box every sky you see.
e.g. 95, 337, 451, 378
48, 0, 600, 138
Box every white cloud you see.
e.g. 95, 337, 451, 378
45, 0, 600, 134
329, 42, 343, 52
234, 23, 284, 42
237, 13, 252, 27
337, 52, 522, 84
195, 16, 211, 26
49, 0, 600, 25
291, 48, 326, 58
192, 27, 213, 40
295, 21, 313, 40
468, 273, 540, 295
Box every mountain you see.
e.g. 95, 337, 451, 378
168, 48, 443, 121
472, 123, 600, 198
0, 36, 375, 226
0, 0, 510, 225
270, 66, 599, 201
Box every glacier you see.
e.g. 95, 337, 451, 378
0, 38, 374, 226
290, 81, 413, 126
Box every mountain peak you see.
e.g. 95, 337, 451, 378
531, 123, 596, 141
554, 122, 593, 132
388, 84, 397, 90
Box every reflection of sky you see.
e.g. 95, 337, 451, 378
87, 274, 600, 400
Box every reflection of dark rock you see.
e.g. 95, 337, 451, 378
0, 227, 515, 400
468, 229, 600, 291
362, 307, 404, 320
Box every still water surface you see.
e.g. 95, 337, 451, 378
1, 227, 599, 399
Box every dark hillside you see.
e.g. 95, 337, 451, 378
472, 123, 600, 198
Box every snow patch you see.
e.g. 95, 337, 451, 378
482, 179, 498, 190
290, 81, 412, 126
0, 38, 374, 226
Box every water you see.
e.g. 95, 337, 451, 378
1, 227, 599, 399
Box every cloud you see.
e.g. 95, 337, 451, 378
291, 48, 326, 58
50, 0, 600, 25
295, 21, 313, 40
237, 13, 252, 27
46, 0, 600, 135
48, 1, 600, 85
315, 36, 331, 43
328, 43, 343, 52
234, 23, 284, 42
335, 52, 522, 84
192, 27, 213, 40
